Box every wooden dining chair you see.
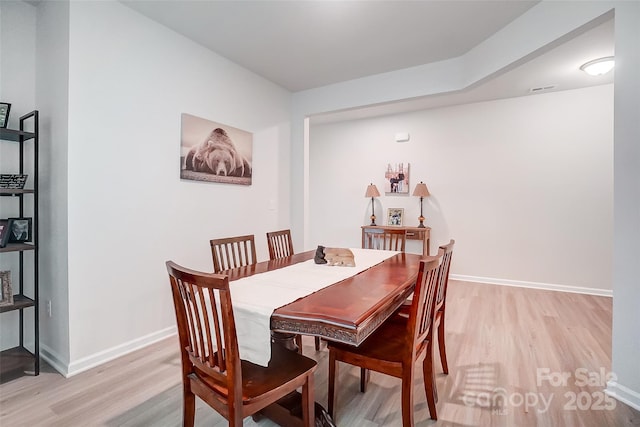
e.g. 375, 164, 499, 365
166, 261, 317, 427
266, 229, 294, 260
359, 227, 408, 385
433, 239, 455, 374
266, 229, 322, 352
398, 239, 455, 375
327, 254, 442, 425
362, 227, 406, 251
210, 234, 257, 273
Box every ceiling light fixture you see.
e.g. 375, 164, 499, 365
580, 56, 615, 76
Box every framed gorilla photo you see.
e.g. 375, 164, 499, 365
180, 113, 253, 185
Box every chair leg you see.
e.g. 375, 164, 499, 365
301, 373, 315, 427
328, 351, 338, 417
295, 334, 303, 354
423, 341, 438, 420
230, 415, 243, 427
438, 313, 449, 374
400, 366, 415, 427
315, 336, 321, 351
183, 387, 196, 427
359, 368, 370, 393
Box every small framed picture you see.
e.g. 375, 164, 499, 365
0, 102, 10, 129
0, 219, 10, 248
387, 208, 404, 226
0, 270, 13, 307
8, 217, 32, 243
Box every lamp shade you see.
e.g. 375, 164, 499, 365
365, 183, 381, 198
412, 182, 430, 198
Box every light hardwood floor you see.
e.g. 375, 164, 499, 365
1, 281, 639, 426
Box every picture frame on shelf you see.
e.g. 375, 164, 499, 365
0, 270, 13, 306
387, 208, 404, 226
0, 219, 10, 248
0, 103, 10, 128
7, 217, 32, 243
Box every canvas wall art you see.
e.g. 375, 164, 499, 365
384, 163, 410, 194
180, 113, 253, 185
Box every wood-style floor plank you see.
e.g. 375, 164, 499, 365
1, 280, 638, 426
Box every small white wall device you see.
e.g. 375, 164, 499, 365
395, 132, 410, 142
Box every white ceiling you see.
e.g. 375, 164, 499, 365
120, 0, 614, 122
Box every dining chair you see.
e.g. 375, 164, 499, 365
166, 260, 317, 427
266, 229, 294, 259
266, 229, 322, 352
433, 239, 455, 374
362, 227, 406, 251
327, 254, 443, 424
358, 227, 408, 389
210, 234, 257, 273
398, 239, 455, 374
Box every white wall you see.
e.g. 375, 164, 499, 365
0, 0, 37, 352
0, 1, 35, 126
58, 1, 291, 374
609, 0, 640, 411
36, 0, 71, 370
290, 1, 616, 252
310, 85, 613, 293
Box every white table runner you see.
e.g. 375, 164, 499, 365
231, 248, 398, 366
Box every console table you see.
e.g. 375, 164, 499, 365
361, 225, 431, 256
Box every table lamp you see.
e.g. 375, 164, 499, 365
412, 181, 430, 228
365, 183, 381, 226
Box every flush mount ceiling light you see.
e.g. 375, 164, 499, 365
580, 56, 615, 76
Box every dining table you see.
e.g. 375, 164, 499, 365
224, 248, 424, 427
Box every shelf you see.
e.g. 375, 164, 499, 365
0, 294, 35, 313
0, 242, 36, 253
0, 189, 34, 196
0, 346, 37, 383
0, 128, 36, 142
0, 109, 39, 383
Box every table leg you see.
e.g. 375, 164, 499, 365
257, 332, 336, 427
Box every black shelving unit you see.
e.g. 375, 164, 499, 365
0, 110, 39, 382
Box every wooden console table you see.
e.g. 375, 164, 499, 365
361, 225, 431, 255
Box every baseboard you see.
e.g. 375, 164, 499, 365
451, 274, 612, 297
40, 343, 71, 377
58, 326, 177, 378
606, 380, 640, 411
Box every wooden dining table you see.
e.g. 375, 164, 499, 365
224, 249, 424, 427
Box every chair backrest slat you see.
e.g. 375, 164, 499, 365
434, 239, 455, 311
207, 286, 225, 370
266, 229, 294, 260
210, 235, 257, 272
